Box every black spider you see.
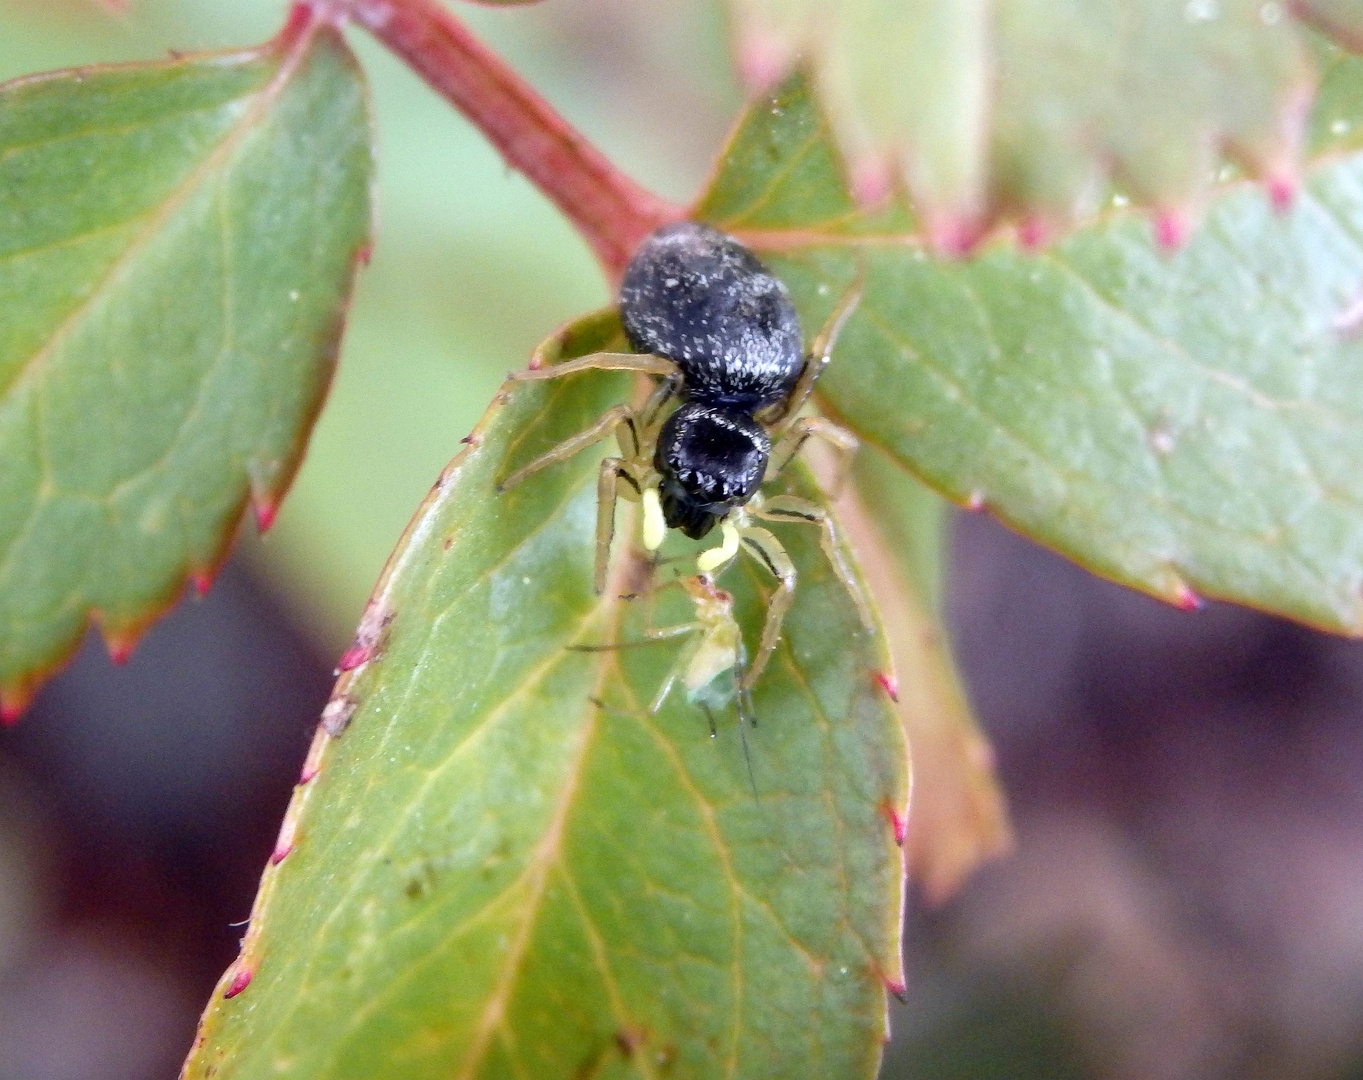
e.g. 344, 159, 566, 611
500, 221, 868, 689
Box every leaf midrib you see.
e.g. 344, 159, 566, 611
453, 509, 639, 1080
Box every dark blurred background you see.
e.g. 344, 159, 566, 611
3, 2, 1363, 1078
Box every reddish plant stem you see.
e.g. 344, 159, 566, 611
336, 0, 681, 278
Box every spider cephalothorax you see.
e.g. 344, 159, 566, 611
655, 403, 769, 540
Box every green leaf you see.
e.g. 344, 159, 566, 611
697, 70, 1363, 633
726, 0, 1363, 242
182, 313, 909, 1080
845, 449, 1011, 905
0, 16, 372, 716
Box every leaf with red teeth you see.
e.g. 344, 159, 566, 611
182, 311, 909, 1080
843, 448, 1012, 904
697, 54, 1363, 636
726, 1, 1363, 243
0, 16, 372, 716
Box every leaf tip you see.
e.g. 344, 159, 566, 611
880, 798, 908, 847
223, 966, 254, 999
278, 2, 318, 46
101, 627, 139, 667
735, 30, 795, 95
0, 673, 43, 726
252, 497, 280, 534
335, 643, 372, 674
1266, 171, 1298, 214
298, 733, 327, 784
884, 976, 908, 1005
1016, 217, 1051, 252
335, 599, 394, 674
270, 815, 298, 865
1153, 207, 1194, 252
927, 214, 986, 259
1173, 582, 1203, 611
874, 670, 899, 703
850, 156, 897, 212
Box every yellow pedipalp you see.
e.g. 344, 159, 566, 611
642, 486, 666, 551
696, 519, 740, 575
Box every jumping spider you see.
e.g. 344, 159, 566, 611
498, 221, 871, 690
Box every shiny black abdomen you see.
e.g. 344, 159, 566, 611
619, 221, 803, 411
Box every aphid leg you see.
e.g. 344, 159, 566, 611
736, 525, 796, 691
567, 623, 697, 653
766, 416, 859, 483
761, 271, 864, 429
753, 495, 874, 629
496, 404, 637, 493
731, 648, 759, 795
649, 631, 703, 714
509, 352, 678, 382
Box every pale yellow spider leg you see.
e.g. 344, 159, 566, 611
638, 373, 682, 433
753, 494, 874, 629
496, 404, 637, 493
641, 486, 667, 552
761, 270, 864, 430
736, 525, 796, 691
508, 352, 678, 382
765, 416, 860, 489
696, 518, 741, 575
592, 457, 632, 594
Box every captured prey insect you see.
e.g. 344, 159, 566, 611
567, 569, 776, 794
497, 221, 873, 690
574, 573, 764, 789
572, 574, 750, 723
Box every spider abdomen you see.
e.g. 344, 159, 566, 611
619, 221, 803, 410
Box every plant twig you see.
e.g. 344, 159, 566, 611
329, 0, 681, 278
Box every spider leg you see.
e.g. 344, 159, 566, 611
496, 404, 638, 494
509, 351, 678, 382
696, 518, 741, 575
765, 416, 860, 496
592, 457, 636, 594
638, 372, 682, 432
736, 525, 796, 691
752, 494, 874, 629
760, 270, 864, 429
